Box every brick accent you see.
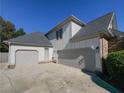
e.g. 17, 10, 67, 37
100, 38, 108, 58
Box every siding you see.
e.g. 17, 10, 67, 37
65, 37, 100, 49
47, 22, 72, 50
47, 21, 82, 50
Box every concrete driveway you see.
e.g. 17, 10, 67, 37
0, 63, 110, 93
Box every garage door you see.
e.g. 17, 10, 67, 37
16, 50, 38, 65
58, 48, 96, 72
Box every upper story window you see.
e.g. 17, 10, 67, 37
56, 28, 63, 40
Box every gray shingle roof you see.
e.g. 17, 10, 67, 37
7, 32, 52, 47
71, 12, 115, 41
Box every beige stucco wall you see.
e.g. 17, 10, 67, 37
9, 44, 53, 65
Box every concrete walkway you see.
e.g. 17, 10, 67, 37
0, 63, 110, 93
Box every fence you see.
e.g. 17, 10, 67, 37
0, 53, 8, 63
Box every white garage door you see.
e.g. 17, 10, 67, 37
16, 50, 38, 65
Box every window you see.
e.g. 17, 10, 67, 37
56, 28, 63, 40
60, 29, 63, 39
56, 31, 59, 40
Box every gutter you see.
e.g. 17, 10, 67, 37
8, 42, 53, 47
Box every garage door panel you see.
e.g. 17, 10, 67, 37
59, 59, 83, 69
58, 48, 95, 72
16, 50, 38, 65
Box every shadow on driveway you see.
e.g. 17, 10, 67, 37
82, 70, 122, 93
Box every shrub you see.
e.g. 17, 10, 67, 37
103, 50, 124, 92
105, 50, 124, 80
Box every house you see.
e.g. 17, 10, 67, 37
6, 12, 124, 72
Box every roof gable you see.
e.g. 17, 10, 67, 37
71, 12, 115, 41
46, 15, 85, 35
110, 13, 117, 30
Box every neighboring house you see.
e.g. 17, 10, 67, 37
6, 12, 124, 72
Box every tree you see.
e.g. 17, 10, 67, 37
0, 16, 26, 52
0, 17, 16, 41
13, 28, 26, 38
108, 36, 124, 52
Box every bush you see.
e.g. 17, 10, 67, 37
104, 50, 124, 92
105, 50, 124, 80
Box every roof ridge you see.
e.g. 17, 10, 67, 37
30, 32, 44, 34
69, 15, 85, 24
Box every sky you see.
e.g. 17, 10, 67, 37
0, 0, 124, 33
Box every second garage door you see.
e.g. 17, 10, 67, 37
16, 50, 38, 65
58, 48, 96, 72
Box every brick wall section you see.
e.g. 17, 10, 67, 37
100, 38, 108, 58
